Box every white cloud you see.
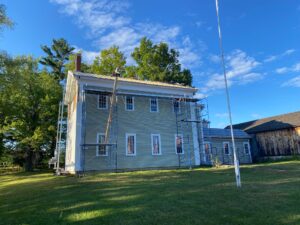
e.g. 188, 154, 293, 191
282, 76, 300, 88
51, 0, 202, 67
215, 113, 229, 118
264, 48, 296, 63
251, 113, 261, 119
208, 54, 220, 64
283, 49, 296, 56
275, 67, 289, 74
202, 49, 261, 92
264, 55, 277, 63
275, 62, 300, 74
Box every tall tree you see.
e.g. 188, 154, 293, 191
0, 4, 14, 33
91, 46, 126, 75
40, 38, 74, 81
0, 55, 61, 170
131, 37, 192, 86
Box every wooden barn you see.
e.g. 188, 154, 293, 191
228, 111, 300, 161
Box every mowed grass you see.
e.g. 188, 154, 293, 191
1, 161, 300, 225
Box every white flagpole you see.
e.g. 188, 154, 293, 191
215, 0, 241, 187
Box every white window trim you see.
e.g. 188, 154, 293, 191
151, 134, 162, 155
243, 142, 250, 155
96, 133, 108, 157
175, 134, 184, 154
223, 142, 230, 155
125, 96, 135, 111
203, 141, 211, 154
97, 95, 108, 110
126, 133, 136, 156
150, 98, 159, 112
173, 101, 181, 113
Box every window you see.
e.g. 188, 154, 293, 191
96, 133, 107, 156
204, 142, 211, 154
173, 101, 180, 113
150, 98, 158, 112
151, 134, 161, 155
223, 142, 230, 155
98, 94, 108, 109
244, 142, 250, 155
125, 96, 134, 111
175, 134, 184, 154
126, 133, 136, 156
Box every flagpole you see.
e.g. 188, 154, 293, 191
215, 0, 241, 187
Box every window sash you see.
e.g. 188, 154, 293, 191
126, 134, 136, 155
96, 133, 107, 156
175, 134, 184, 154
126, 96, 134, 111
98, 95, 108, 109
151, 134, 161, 155
204, 142, 211, 154
244, 142, 250, 154
150, 98, 158, 112
223, 142, 230, 155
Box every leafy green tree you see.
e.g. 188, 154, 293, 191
40, 38, 74, 81
0, 55, 61, 170
91, 46, 126, 75
131, 37, 192, 86
0, 4, 14, 32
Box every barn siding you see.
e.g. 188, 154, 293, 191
255, 128, 300, 156
82, 93, 196, 171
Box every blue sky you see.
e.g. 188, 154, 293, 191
1, 0, 300, 127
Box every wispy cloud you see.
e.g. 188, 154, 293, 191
251, 113, 261, 119
215, 113, 229, 118
264, 48, 296, 63
51, 0, 203, 67
202, 49, 262, 92
275, 62, 300, 74
282, 76, 300, 88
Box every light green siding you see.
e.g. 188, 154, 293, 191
203, 137, 252, 164
82, 93, 195, 171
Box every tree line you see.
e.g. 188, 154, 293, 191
0, 3, 193, 171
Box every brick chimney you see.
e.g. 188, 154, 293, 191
75, 53, 81, 72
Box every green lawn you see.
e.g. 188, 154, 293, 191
1, 161, 300, 225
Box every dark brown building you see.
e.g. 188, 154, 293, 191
227, 111, 300, 160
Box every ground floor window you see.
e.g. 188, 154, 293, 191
96, 133, 107, 156
244, 142, 250, 155
204, 142, 211, 154
151, 134, 161, 155
175, 134, 184, 154
126, 133, 136, 156
223, 142, 230, 155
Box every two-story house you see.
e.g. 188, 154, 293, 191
63, 55, 252, 173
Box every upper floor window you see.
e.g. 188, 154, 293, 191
175, 134, 184, 154
125, 96, 134, 111
96, 133, 107, 156
223, 142, 230, 155
244, 142, 250, 155
173, 101, 180, 113
126, 133, 136, 156
151, 134, 161, 155
150, 98, 158, 112
98, 94, 108, 109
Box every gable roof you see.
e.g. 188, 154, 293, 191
227, 111, 300, 134
203, 128, 250, 139
74, 71, 196, 90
